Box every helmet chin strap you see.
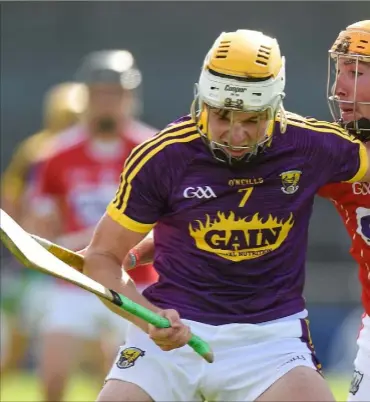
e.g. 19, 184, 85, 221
343, 117, 370, 142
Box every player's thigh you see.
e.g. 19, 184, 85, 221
98, 379, 153, 402
348, 370, 370, 402
105, 324, 204, 402
206, 315, 329, 401
256, 366, 334, 402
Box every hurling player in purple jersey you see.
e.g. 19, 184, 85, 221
83, 29, 370, 402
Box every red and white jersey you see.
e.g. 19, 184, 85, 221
318, 182, 370, 314
33, 121, 159, 285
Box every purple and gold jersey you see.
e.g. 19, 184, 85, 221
107, 113, 368, 325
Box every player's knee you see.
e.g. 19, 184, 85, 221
256, 366, 335, 402
97, 379, 153, 402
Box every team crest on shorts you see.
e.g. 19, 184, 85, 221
279, 170, 302, 194
349, 370, 364, 395
116, 347, 145, 369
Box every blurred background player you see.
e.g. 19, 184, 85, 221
1, 82, 85, 222
26, 49, 158, 402
0, 82, 85, 375
319, 20, 370, 401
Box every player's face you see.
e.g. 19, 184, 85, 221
333, 58, 370, 122
86, 84, 134, 134
207, 108, 270, 157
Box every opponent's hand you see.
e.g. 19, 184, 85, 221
148, 309, 191, 351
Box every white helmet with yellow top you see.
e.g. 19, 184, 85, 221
192, 29, 286, 164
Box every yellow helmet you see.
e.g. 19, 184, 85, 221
327, 20, 370, 140
43, 82, 87, 133
192, 29, 286, 164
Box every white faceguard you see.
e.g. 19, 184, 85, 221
192, 57, 286, 164
327, 20, 370, 141
327, 53, 370, 141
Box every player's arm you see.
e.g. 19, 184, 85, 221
84, 214, 160, 332
123, 231, 155, 269
363, 142, 370, 182
347, 140, 369, 182
317, 135, 370, 199
317, 124, 369, 185
83, 138, 171, 332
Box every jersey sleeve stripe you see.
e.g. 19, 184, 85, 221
122, 120, 196, 176
287, 118, 358, 142
116, 131, 199, 212
303, 121, 355, 140
109, 132, 199, 228
114, 128, 199, 210
107, 206, 155, 233
126, 119, 195, 162
345, 141, 369, 183
111, 120, 198, 208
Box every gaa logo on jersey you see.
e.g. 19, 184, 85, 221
279, 170, 302, 194
183, 186, 217, 199
116, 347, 145, 369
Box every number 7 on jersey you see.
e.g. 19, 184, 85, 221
238, 187, 254, 207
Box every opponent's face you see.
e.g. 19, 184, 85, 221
207, 108, 270, 157
333, 57, 370, 122
86, 84, 134, 134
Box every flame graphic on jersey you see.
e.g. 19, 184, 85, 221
189, 211, 294, 261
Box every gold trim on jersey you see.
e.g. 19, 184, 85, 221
281, 112, 368, 183
113, 118, 196, 208
107, 206, 155, 233
347, 142, 368, 183
108, 119, 199, 233
284, 113, 358, 141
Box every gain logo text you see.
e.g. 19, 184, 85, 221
189, 211, 294, 261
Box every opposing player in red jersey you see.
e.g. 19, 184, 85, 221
28, 50, 158, 402
318, 20, 370, 401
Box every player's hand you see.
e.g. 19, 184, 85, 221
148, 309, 191, 351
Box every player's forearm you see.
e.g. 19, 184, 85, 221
124, 234, 155, 269
83, 250, 161, 332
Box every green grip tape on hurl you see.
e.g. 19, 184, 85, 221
112, 291, 214, 363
